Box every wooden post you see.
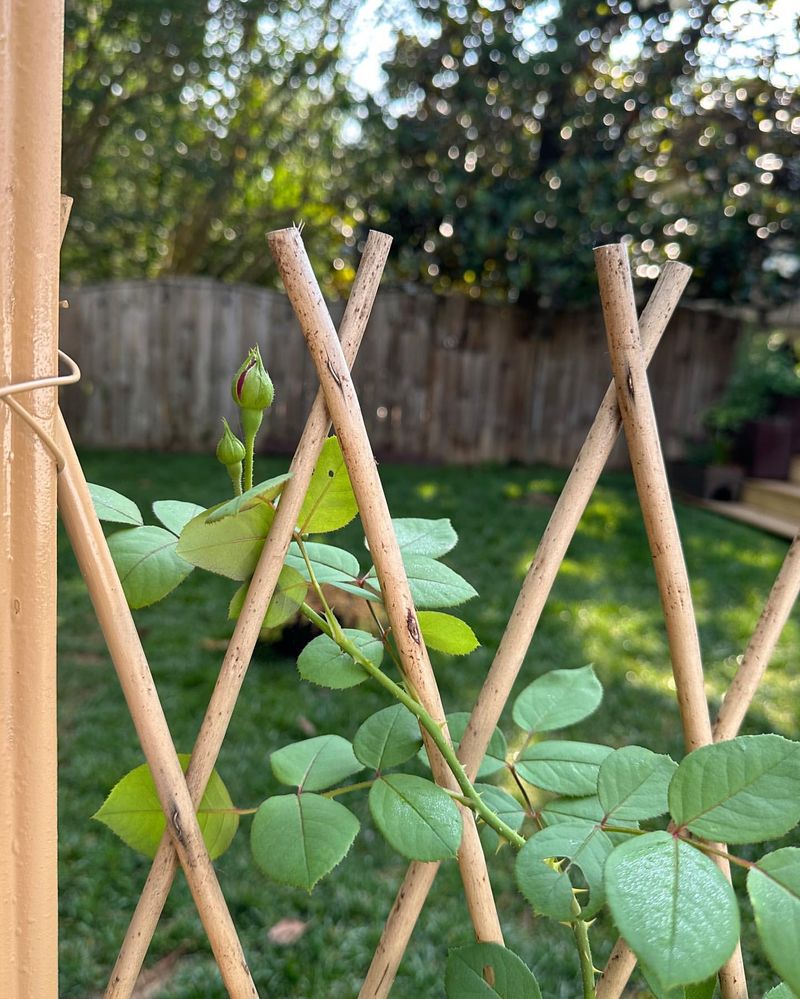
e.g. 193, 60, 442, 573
0, 2, 64, 995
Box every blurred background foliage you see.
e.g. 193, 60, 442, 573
62, 0, 799, 304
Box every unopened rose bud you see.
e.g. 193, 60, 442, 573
216, 418, 246, 496
231, 345, 274, 413
216, 417, 246, 467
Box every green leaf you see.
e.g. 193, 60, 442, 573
515, 741, 612, 796
417, 611, 479, 655
270, 735, 363, 792
475, 784, 526, 854
369, 774, 462, 861
640, 966, 716, 999
475, 784, 526, 832
204, 472, 292, 523
764, 986, 799, 999
250, 793, 359, 891
539, 794, 638, 845
152, 500, 206, 535
598, 746, 677, 822
176, 503, 273, 580
445, 943, 542, 999
605, 831, 739, 989
418, 713, 507, 780
297, 436, 358, 534
284, 541, 381, 603
229, 565, 308, 629
382, 517, 458, 559
297, 629, 383, 690
669, 735, 800, 843
512, 665, 603, 734
368, 554, 477, 609
88, 483, 143, 526
515, 821, 613, 920
93, 754, 238, 860
353, 705, 422, 770
107, 526, 194, 608
748, 848, 800, 993
286, 541, 361, 582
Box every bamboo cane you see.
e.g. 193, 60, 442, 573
55, 412, 259, 997
714, 530, 800, 742
267, 225, 505, 948
104, 231, 392, 997
599, 527, 800, 996
594, 244, 748, 999
357, 261, 692, 999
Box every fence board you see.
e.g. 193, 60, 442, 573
59, 278, 742, 468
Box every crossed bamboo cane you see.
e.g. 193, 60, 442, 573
356, 247, 800, 999
41, 208, 800, 996
97, 225, 505, 997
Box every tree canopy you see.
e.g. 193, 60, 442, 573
62, 0, 799, 306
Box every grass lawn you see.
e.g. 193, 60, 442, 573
58, 450, 800, 998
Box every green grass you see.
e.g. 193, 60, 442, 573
58, 450, 800, 998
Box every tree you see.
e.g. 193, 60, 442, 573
355, 0, 799, 305
62, 0, 359, 293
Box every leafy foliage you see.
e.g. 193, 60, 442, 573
297, 436, 358, 534
605, 831, 739, 989
297, 629, 382, 689
269, 735, 363, 792
353, 705, 423, 771
93, 755, 238, 860
445, 943, 542, 999
369, 774, 463, 862
107, 525, 194, 608
597, 746, 677, 823
747, 848, 800, 994
516, 822, 613, 921
250, 794, 360, 892
669, 735, 800, 843
512, 665, 602, 734
515, 741, 612, 796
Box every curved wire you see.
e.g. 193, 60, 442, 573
1, 350, 82, 470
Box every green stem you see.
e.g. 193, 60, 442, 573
244, 433, 255, 492
295, 542, 522, 847
572, 916, 596, 999
342, 633, 524, 847
296, 535, 340, 636
323, 779, 375, 799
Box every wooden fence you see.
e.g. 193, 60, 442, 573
59, 277, 742, 468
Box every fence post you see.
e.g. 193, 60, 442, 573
0, 2, 65, 997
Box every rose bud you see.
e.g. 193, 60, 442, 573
216, 417, 246, 467
231, 345, 274, 413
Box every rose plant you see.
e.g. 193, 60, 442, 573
89, 348, 800, 999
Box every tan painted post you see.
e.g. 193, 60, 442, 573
0, 1, 64, 995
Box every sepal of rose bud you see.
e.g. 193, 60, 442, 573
216, 418, 246, 468
231, 345, 274, 412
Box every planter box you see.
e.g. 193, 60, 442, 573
735, 418, 793, 480
667, 461, 744, 502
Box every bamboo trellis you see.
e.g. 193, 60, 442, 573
4, 207, 800, 998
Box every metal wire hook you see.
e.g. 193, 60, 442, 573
1, 349, 82, 471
